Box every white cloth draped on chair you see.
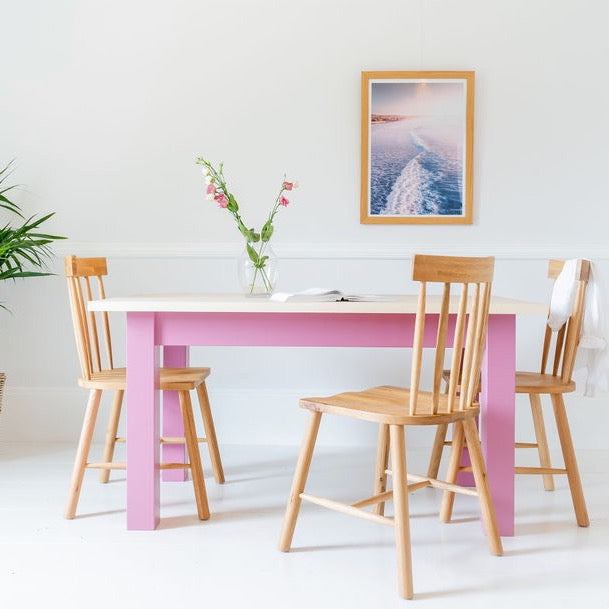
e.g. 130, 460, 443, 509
549, 258, 609, 397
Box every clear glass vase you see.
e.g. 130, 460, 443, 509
238, 241, 278, 297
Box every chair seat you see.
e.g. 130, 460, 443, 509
300, 385, 480, 426
515, 371, 575, 394
78, 367, 211, 391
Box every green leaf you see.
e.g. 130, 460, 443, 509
0, 161, 65, 310
0, 269, 52, 279
237, 220, 251, 240
261, 220, 274, 242
0, 161, 24, 218
246, 243, 259, 264
0, 199, 65, 293
227, 194, 239, 212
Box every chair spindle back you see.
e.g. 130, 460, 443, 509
65, 255, 114, 380
410, 255, 494, 416
540, 259, 590, 383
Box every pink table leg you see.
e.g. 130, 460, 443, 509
480, 314, 516, 537
162, 345, 188, 481
126, 312, 161, 530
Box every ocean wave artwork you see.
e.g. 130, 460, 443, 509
370, 116, 464, 216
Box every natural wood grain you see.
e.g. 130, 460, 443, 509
515, 259, 590, 522
551, 393, 589, 526
179, 390, 210, 520
360, 71, 474, 226
196, 383, 225, 484
65, 389, 102, 519
390, 424, 414, 600
427, 259, 592, 526
278, 411, 322, 552
529, 393, 555, 490
64, 255, 224, 520
462, 418, 503, 556
373, 423, 390, 516
99, 389, 123, 483
279, 255, 499, 599
440, 421, 464, 522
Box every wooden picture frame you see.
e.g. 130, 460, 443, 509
360, 71, 474, 224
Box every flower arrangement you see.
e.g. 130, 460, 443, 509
195, 157, 297, 295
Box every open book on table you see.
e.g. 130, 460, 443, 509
270, 288, 397, 302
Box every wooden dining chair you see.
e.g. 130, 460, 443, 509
427, 259, 590, 527
279, 255, 502, 600
64, 255, 224, 520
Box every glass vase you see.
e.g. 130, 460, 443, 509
238, 241, 278, 297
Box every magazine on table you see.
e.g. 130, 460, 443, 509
270, 288, 397, 302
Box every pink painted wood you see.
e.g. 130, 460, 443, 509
480, 314, 517, 536
162, 345, 188, 482
126, 312, 161, 530
125, 308, 517, 535
156, 312, 421, 347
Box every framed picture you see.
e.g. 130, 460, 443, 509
360, 71, 474, 224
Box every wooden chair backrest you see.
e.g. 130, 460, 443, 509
410, 254, 494, 415
541, 259, 591, 382
65, 255, 114, 380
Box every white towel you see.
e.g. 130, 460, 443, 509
576, 262, 609, 397
547, 259, 609, 396
547, 259, 578, 331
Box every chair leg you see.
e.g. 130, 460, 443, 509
428, 377, 453, 479
279, 411, 322, 552
65, 389, 103, 519
529, 393, 554, 491
550, 393, 589, 527
427, 423, 448, 479
440, 421, 465, 523
374, 423, 390, 516
179, 390, 210, 520
99, 389, 123, 483
389, 424, 414, 600
196, 382, 225, 484
462, 418, 503, 556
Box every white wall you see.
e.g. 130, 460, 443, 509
1, 0, 608, 449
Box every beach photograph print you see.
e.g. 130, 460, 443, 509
361, 71, 474, 224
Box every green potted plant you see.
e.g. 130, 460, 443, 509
0, 160, 66, 410
1, 161, 65, 296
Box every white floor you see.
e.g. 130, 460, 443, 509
0, 441, 607, 608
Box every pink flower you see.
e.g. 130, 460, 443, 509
282, 181, 294, 191
206, 183, 216, 200
279, 195, 290, 207
215, 193, 229, 208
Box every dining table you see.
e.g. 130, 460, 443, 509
88, 292, 547, 535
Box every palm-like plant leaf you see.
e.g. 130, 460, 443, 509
0, 161, 24, 217
1, 161, 66, 309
